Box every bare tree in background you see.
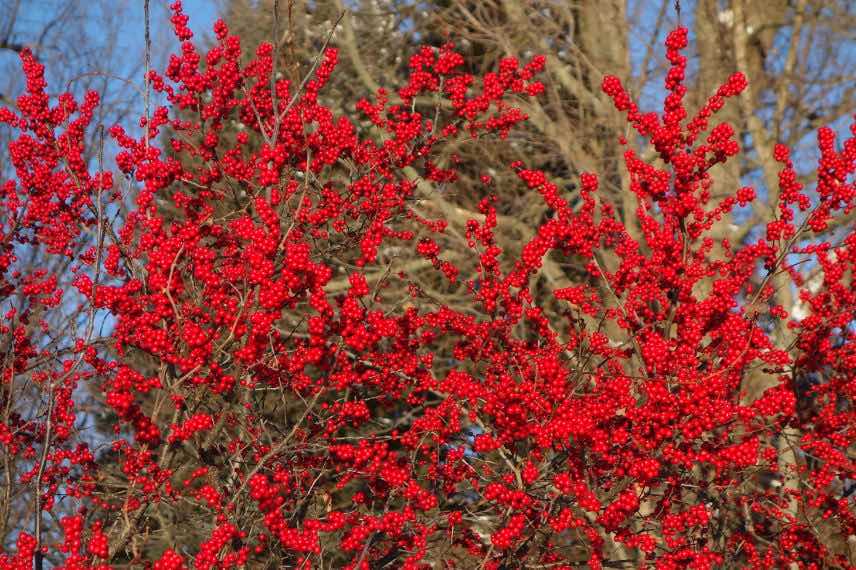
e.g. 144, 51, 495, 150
200, 0, 856, 563
214, 0, 855, 314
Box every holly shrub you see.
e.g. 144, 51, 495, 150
0, 2, 854, 569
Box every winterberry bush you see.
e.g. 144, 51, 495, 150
0, 2, 854, 568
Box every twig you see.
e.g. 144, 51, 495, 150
144, 0, 151, 149
33, 385, 54, 570
273, 11, 345, 138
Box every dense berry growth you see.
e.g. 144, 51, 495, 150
0, 4, 854, 569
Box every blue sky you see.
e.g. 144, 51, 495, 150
104, 0, 221, 102
0, 0, 220, 128
117, 0, 221, 67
